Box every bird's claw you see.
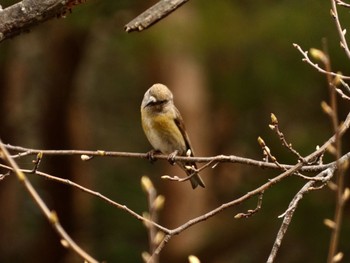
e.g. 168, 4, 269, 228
167, 150, 179, 165
146, 149, 159, 163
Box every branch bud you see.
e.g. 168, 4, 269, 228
333, 252, 344, 262
60, 239, 69, 248
328, 181, 338, 191
310, 48, 328, 64
333, 72, 343, 86
330, 9, 336, 19
37, 152, 43, 160
321, 101, 333, 116
270, 113, 278, 125
323, 218, 336, 229
268, 124, 275, 130
188, 255, 201, 263
142, 212, 151, 228
234, 213, 244, 219
81, 154, 93, 161
50, 210, 59, 224
141, 176, 154, 193
257, 137, 266, 147
153, 195, 165, 211
141, 251, 151, 262
154, 231, 165, 245
342, 188, 350, 203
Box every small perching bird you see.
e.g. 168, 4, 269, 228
141, 83, 205, 189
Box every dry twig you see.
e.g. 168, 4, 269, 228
267, 167, 336, 263
293, 43, 350, 79
0, 139, 99, 263
0, 0, 86, 42
3, 143, 337, 173
125, 0, 189, 32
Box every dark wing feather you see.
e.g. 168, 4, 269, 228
173, 106, 205, 189
173, 107, 195, 157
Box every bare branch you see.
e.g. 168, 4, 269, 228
125, 0, 189, 32
269, 113, 306, 162
267, 168, 335, 263
0, 139, 99, 263
337, 0, 350, 8
0, 163, 170, 234
146, 112, 350, 256
331, 0, 350, 59
1, 111, 350, 260
2, 143, 341, 173
293, 43, 350, 79
0, 0, 86, 42
234, 192, 264, 219
141, 176, 165, 263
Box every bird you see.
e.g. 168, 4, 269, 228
141, 83, 205, 189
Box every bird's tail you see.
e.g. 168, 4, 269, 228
179, 162, 205, 189
189, 172, 206, 189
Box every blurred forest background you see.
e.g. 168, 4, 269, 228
1, 0, 350, 262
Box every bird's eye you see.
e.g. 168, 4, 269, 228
149, 99, 167, 106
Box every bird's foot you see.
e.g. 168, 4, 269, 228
146, 149, 160, 163
167, 150, 179, 165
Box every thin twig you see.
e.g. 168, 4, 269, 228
269, 113, 306, 162
0, 139, 99, 263
257, 136, 288, 170
144, 112, 350, 257
293, 43, 350, 79
3, 143, 338, 172
0, 163, 170, 234
161, 159, 216, 184
125, 0, 189, 32
1, 111, 350, 261
267, 168, 335, 263
0, 0, 86, 42
336, 0, 350, 8
2, 112, 350, 260
331, 0, 350, 59
234, 192, 264, 219
141, 176, 165, 263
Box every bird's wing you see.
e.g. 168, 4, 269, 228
173, 106, 195, 157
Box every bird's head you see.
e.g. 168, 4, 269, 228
141, 83, 174, 111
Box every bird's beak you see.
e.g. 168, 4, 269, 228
144, 95, 156, 108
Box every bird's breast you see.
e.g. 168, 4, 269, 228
142, 113, 186, 155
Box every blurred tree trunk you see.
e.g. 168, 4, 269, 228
155, 6, 213, 261
33, 24, 91, 263
0, 46, 25, 263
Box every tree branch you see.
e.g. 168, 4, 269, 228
0, 138, 99, 263
2, 111, 350, 260
267, 167, 335, 263
0, 0, 86, 42
331, 0, 350, 60
3, 143, 344, 173
293, 43, 350, 79
124, 0, 189, 32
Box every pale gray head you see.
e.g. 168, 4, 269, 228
141, 83, 174, 110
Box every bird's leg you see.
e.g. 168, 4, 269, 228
167, 150, 179, 165
146, 149, 161, 163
